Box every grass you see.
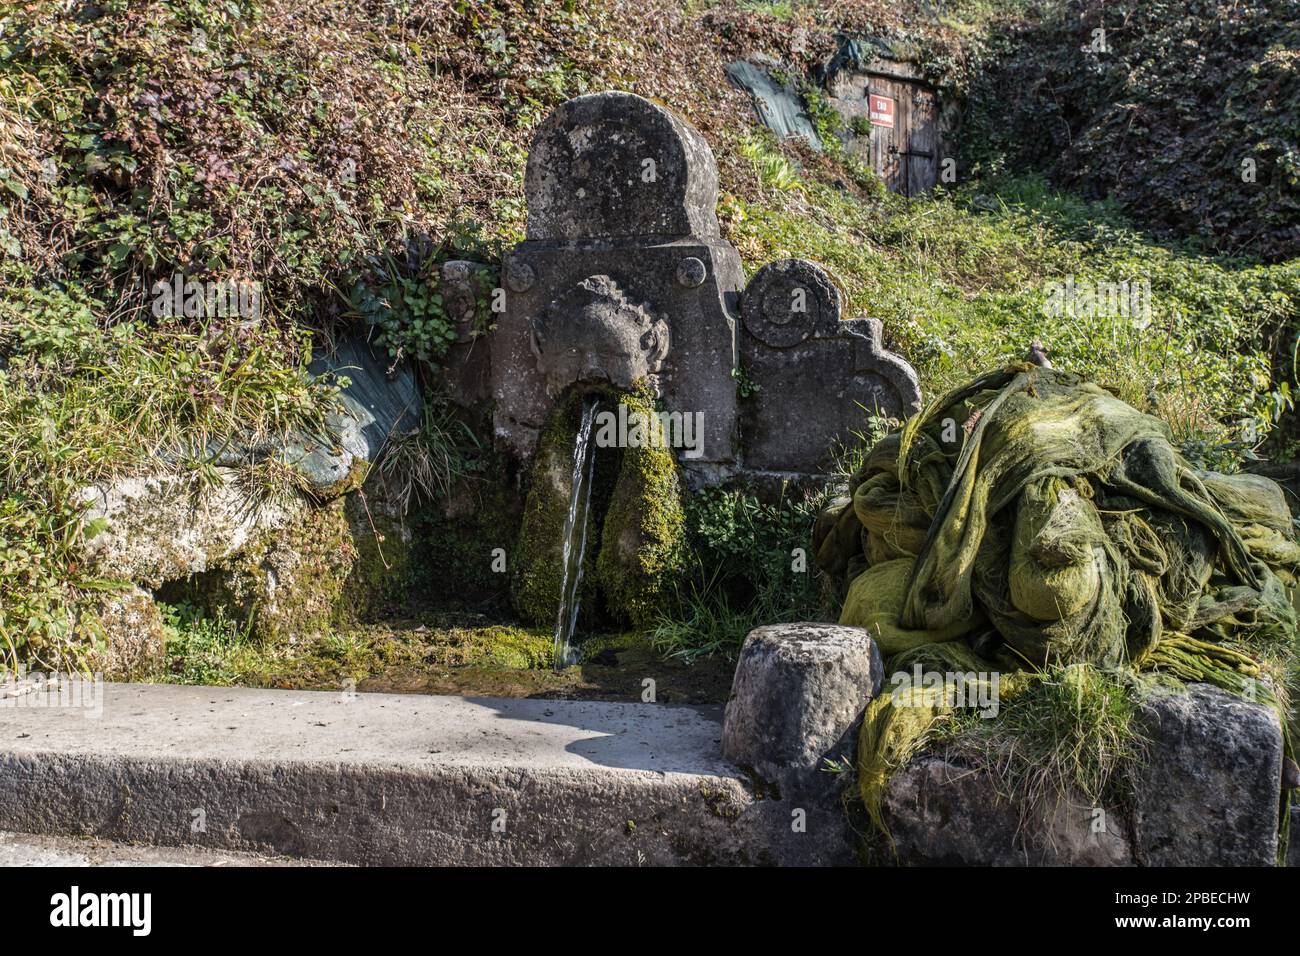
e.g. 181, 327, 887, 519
373, 403, 482, 513
0, 285, 339, 670
649, 571, 772, 663
159, 601, 256, 686
940, 663, 1150, 820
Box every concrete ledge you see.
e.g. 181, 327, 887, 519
0, 684, 857, 866
0, 829, 324, 867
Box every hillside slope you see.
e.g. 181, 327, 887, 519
965, 0, 1300, 263
1, 0, 1296, 667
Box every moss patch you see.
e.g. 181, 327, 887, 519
200, 499, 358, 644
511, 390, 604, 626
84, 585, 168, 680
412, 463, 523, 613
178, 619, 735, 704
595, 390, 686, 628
513, 386, 686, 631
343, 484, 412, 617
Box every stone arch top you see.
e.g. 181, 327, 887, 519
524, 91, 721, 241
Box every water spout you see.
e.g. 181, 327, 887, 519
552, 393, 601, 669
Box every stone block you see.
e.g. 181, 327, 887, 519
1131, 683, 1283, 867
492, 92, 741, 480
881, 682, 1285, 866
723, 622, 883, 794
739, 258, 921, 475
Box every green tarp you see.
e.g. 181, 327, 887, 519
814, 363, 1300, 840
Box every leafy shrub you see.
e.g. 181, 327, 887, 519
346, 256, 459, 364
651, 484, 830, 659
343, 227, 502, 365
963, 0, 1300, 262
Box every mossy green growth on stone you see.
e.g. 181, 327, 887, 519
512, 386, 685, 629
84, 585, 168, 680
313, 455, 371, 501
594, 389, 686, 628
343, 481, 413, 616
511, 387, 623, 626
203, 498, 358, 644
512, 390, 589, 626
456, 624, 556, 669
412, 462, 523, 609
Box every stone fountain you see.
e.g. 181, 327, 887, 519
445, 91, 921, 488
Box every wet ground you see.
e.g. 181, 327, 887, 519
354, 637, 736, 704
219, 611, 736, 706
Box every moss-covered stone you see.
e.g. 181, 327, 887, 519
512, 385, 685, 629
82, 585, 168, 679
511, 390, 592, 626
202, 499, 358, 644
343, 477, 413, 616
412, 461, 523, 612
315, 455, 371, 500
594, 390, 686, 627
78, 470, 305, 589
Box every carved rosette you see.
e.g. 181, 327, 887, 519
741, 258, 842, 348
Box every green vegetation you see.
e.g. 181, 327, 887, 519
160, 600, 255, 686
513, 386, 687, 631
964, 0, 1300, 263
154, 608, 734, 703
345, 245, 501, 365
726, 138, 1298, 463
159, 602, 554, 687
0, 0, 1294, 703
650, 484, 829, 660
0, 285, 336, 670
943, 663, 1149, 821
193, 499, 359, 644
374, 401, 483, 513
511, 389, 594, 628
594, 390, 687, 628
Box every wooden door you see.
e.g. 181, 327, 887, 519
867, 77, 906, 194
867, 76, 940, 196
903, 87, 939, 196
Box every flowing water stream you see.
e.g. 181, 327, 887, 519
552, 394, 601, 669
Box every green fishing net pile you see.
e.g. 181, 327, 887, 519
813, 364, 1300, 847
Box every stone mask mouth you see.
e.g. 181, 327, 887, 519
531, 275, 670, 398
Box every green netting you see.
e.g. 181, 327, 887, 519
815, 364, 1300, 856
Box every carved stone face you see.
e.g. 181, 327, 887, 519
530, 275, 669, 396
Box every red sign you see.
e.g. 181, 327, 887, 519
869, 94, 895, 129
